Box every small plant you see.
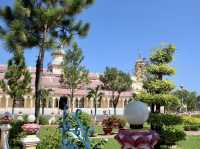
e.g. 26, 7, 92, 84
37, 127, 61, 149
39, 115, 49, 125
102, 117, 114, 128
9, 120, 26, 148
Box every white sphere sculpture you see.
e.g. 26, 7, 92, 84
27, 115, 35, 123
124, 101, 150, 125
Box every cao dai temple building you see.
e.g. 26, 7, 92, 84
0, 49, 146, 115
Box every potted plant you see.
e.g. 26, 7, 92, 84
102, 117, 113, 135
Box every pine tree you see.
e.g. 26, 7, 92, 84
100, 67, 132, 115
0, 0, 94, 122
136, 45, 186, 147
60, 43, 89, 112
0, 50, 32, 115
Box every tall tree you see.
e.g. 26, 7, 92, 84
136, 45, 186, 147
137, 45, 178, 113
0, 0, 94, 122
60, 43, 89, 112
100, 67, 132, 115
87, 85, 104, 120
0, 50, 31, 115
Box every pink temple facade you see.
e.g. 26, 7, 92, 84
0, 49, 146, 115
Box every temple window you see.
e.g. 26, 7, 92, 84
97, 98, 101, 108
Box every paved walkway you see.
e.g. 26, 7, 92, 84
185, 131, 200, 136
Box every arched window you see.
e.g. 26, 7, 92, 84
124, 99, 128, 107
48, 99, 52, 108
79, 97, 84, 108
97, 98, 101, 108
109, 99, 113, 108
75, 98, 79, 108
55, 98, 59, 108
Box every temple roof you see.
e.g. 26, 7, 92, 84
0, 64, 135, 97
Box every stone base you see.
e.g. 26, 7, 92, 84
130, 124, 143, 129
21, 135, 40, 149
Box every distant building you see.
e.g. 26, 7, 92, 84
0, 49, 146, 115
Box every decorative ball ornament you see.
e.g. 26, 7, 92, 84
124, 101, 150, 125
27, 115, 35, 123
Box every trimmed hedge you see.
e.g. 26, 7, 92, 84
182, 116, 200, 125
148, 113, 183, 126
160, 126, 186, 146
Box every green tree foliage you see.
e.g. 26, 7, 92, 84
0, 50, 31, 114
100, 67, 132, 115
136, 45, 186, 146
87, 85, 104, 119
137, 45, 178, 112
173, 89, 198, 112
60, 43, 89, 112
0, 0, 94, 122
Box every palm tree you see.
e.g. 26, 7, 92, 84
38, 89, 52, 115
87, 86, 104, 120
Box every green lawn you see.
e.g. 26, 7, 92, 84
177, 136, 200, 149
101, 136, 200, 149
38, 126, 200, 149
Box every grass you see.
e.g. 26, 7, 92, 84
37, 126, 200, 149
96, 136, 200, 149
177, 136, 200, 149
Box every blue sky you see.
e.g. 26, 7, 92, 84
0, 0, 200, 93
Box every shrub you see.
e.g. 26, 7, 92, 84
117, 116, 127, 128
159, 126, 186, 146
38, 127, 61, 149
9, 120, 26, 149
148, 113, 183, 126
61, 112, 94, 128
39, 115, 49, 125
184, 125, 199, 131
79, 112, 94, 128
182, 115, 200, 125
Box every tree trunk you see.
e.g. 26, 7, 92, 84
94, 98, 97, 119
42, 100, 45, 115
12, 98, 16, 115
113, 93, 121, 115
71, 89, 74, 112
114, 106, 117, 115
35, 50, 45, 123
35, 25, 47, 123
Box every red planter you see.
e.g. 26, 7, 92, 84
103, 127, 112, 135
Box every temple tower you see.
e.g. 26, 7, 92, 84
135, 57, 146, 82
48, 48, 65, 74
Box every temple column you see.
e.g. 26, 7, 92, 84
90, 99, 93, 108
5, 95, 9, 109
52, 98, 55, 109
30, 98, 33, 108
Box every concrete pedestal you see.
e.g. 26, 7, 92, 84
21, 135, 40, 149
115, 129, 159, 149
0, 124, 11, 149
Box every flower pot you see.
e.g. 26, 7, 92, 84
22, 123, 40, 135
103, 127, 112, 135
